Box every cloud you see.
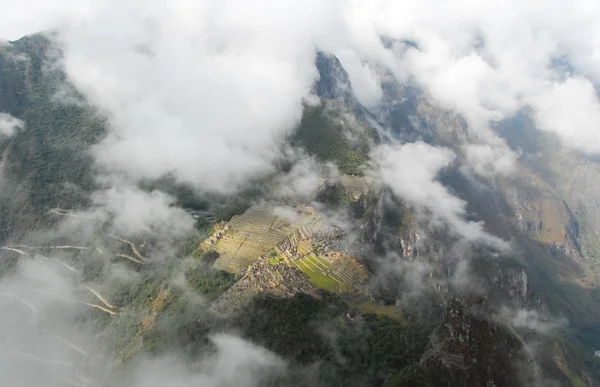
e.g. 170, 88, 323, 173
0, 113, 24, 137
49, 0, 353, 194
335, 0, 600, 167
0, 254, 284, 387
0, 2, 599, 385
127, 334, 285, 387
0, 0, 599, 181
498, 307, 566, 334
335, 49, 383, 107
0, 0, 92, 41
272, 206, 303, 225
0, 258, 93, 387
450, 258, 471, 289
529, 77, 600, 154
88, 182, 196, 239
274, 154, 338, 199
374, 141, 507, 247
465, 142, 516, 177
381, 255, 433, 305
46, 177, 196, 249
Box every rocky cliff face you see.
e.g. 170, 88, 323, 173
314, 52, 373, 121
360, 189, 420, 259
312, 51, 600, 385
410, 298, 541, 387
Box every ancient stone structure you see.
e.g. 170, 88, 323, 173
205, 202, 371, 316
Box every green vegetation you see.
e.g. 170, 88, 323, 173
237, 293, 434, 387
101, 261, 224, 361
139, 288, 213, 358
383, 365, 436, 387
298, 258, 341, 293
0, 35, 106, 242
291, 103, 374, 175
2, 34, 599, 387
268, 250, 283, 265
397, 209, 414, 240
353, 301, 404, 321
185, 263, 237, 300
316, 181, 349, 207
569, 373, 588, 387
299, 258, 340, 294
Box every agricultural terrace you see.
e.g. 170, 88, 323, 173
277, 240, 369, 295
205, 204, 318, 274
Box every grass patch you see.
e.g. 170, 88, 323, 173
185, 264, 237, 300
353, 301, 404, 322
296, 256, 348, 294
305, 268, 340, 293
267, 249, 284, 265
569, 373, 587, 387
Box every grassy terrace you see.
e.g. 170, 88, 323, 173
207, 203, 369, 300
351, 301, 404, 321
295, 256, 343, 294
210, 204, 317, 273
292, 240, 365, 295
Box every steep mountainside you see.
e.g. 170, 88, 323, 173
0, 35, 105, 243
0, 34, 599, 387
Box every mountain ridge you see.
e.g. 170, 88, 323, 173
0, 33, 598, 386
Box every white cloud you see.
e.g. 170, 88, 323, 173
498, 307, 566, 334
0, 253, 283, 387
51, 0, 352, 194
337, 0, 600, 164
0, 0, 599, 180
81, 179, 196, 239
274, 154, 339, 199
1, 2, 599, 385
374, 142, 507, 247
47, 175, 197, 246
529, 77, 600, 154
335, 49, 383, 107
465, 142, 516, 177
0, 258, 92, 387
128, 334, 284, 387
0, 0, 92, 41
375, 142, 457, 207
0, 113, 24, 137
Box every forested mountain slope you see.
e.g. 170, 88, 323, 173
0, 34, 598, 387
0, 35, 105, 243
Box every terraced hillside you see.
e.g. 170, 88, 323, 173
208, 242, 372, 317
200, 204, 321, 273
277, 239, 369, 295
204, 202, 374, 316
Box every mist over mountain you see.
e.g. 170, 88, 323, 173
0, 1, 599, 387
